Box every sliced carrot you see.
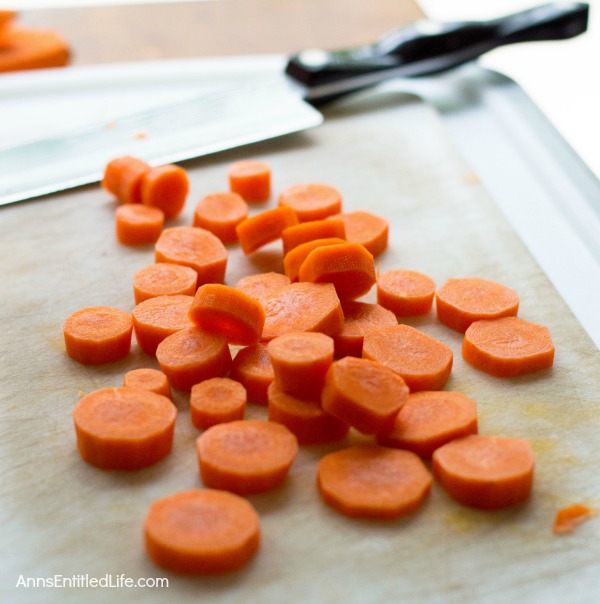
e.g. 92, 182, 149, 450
333, 300, 397, 358
230, 343, 274, 405
144, 489, 260, 574
64, 306, 133, 365
132, 294, 193, 356
283, 237, 346, 282
188, 284, 265, 346
278, 183, 342, 223
72, 387, 176, 470
377, 391, 478, 459
463, 316, 555, 377
317, 445, 432, 519
123, 367, 172, 399
235, 206, 299, 254
260, 282, 344, 342
435, 277, 519, 332
432, 435, 535, 509
190, 378, 246, 430
552, 504, 598, 535
155, 226, 228, 286
377, 269, 436, 316
362, 324, 453, 391
267, 331, 334, 401
115, 204, 164, 246
196, 420, 298, 495
0, 11, 15, 32
133, 263, 197, 305
193, 192, 249, 244
140, 164, 189, 220
102, 156, 150, 204
228, 159, 271, 202
0, 26, 70, 73
267, 382, 349, 445
328, 210, 388, 257
155, 326, 232, 392
281, 219, 346, 255
321, 356, 409, 435
234, 272, 291, 301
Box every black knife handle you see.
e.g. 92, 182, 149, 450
286, 2, 589, 88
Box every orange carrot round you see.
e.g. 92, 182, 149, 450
230, 343, 274, 405
283, 237, 347, 282
115, 203, 164, 246
321, 356, 409, 435
377, 269, 436, 316
267, 331, 334, 401
64, 306, 133, 365
188, 283, 265, 346
132, 294, 193, 356
278, 183, 342, 222
432, 435, 535, 509
462, 316, 555, 377
552, 504, 598, 535
196, 420, 298, 495
72, 387, 176, 470
190, 377, 247, 430
435, 277, 519, 332
362, 324, 453, 391
156, 326, 232, 392
234, 271, 291, 300
123, 367, 172, 399
281, 219, 346, 255
102, 156, 150, 204
267, 382, 349, 445
228, 159, 271, 202
328, 210, 388, 257
317, 445, 432, 519
144, 489, 260, 574
141, 164, 189, 220
133, 263, 197, 305
298, 242, 376, 300
193, 192, 249, 244
377, 391, 478, 459
235, 205, 299, 254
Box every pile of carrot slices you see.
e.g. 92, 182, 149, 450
62, 155, 570, 576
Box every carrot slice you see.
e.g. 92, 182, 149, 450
298, 242, 376, 300
432, 435, 535, 509
196, 420, 298, 495
188, 283, 265, 346
377, 391, 478, 459
156, 326, 232, 392
552, 504, 598, 535
115, 204, 164, 246
260, 282, 344, 342
463, 316, 555, 377
362, 324, 453, 391
133, 263, 197, 305
278, 183, 342, 223
321, 356, 409, 435
0, 11, 15, 32
267, 331, 334, 401
333, 300, 397, 358
144, 489, 260, 574
267, 382, 349, 445
435, 277, 519, 332
377, 269, 436, 316
102, 156, 150, 204
281, 219, 346, 255
230, 343, 274, 405
328, 211, 388, 257
234, 272, 291, 301
283, 237, 346, 282
235, 206, 299, 254
132, 294, 193, 356
155, 226, 228, 286
141, 164, 189, 220
193, 192, 249, 244
190, 377, 247, 430
72, 387, 176, 470
317, 445, 432, 519
64, 306, 133, 365
228, 160, 271, 202
0, 26, 70, 73
123, 367, 172, 399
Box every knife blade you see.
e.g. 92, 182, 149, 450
0, 2, 588, 206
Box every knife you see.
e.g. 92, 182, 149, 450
0, 2, 588, 206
